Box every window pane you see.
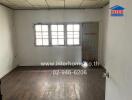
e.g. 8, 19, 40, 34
43, 35, 48, 38
58, 39, 64, 45
58, 25, 64, 31
36, 39, 42, 45
74, 32, 79, 35
51, 25, 57, 31
43, 39, 49, 45
52, 39, 58, 45
67, 35, 73, 38
67, 39, 73, 45
74, 24, 80, 31
42, 25, 48, 31
36, 32, 42, 36
52, 32, 57, 35
58, 32, 64, 35
67, 25, 73, 31
58, 35, 64, 39
35, 25, 41, 31
35, 24, 49, 46
74, 34, 79, 38
52, 35, 57, 38
67, 32, 73, 35
36, 35, 42, 39
74, 39, 79, 45
66, 24, 80, 45
42, 32, 48, 35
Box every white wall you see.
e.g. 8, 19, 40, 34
98, 5, 109, 66
14, 9, 102, 66
102, 0, 132, 100
0, 5, 17, 78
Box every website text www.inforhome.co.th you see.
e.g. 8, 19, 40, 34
40, 61, 100, 75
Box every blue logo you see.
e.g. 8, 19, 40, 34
111, 5, 125, 16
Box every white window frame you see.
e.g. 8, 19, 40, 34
34, 23, 81, 46
51, 24, 65, 46
34, 24, 49, 46
66, 24, 80, 46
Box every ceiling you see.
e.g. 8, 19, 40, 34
0, 0, 109, 10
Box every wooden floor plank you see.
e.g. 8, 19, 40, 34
1, 67, 105, 100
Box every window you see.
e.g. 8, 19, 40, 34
34, 24, 80, 46
35, 24, 49, 46
51, 25, 64, 45
67, 24, 80, 45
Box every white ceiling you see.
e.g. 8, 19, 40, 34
0, 0, 109, 9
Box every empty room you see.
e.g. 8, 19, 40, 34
0, 0, 132, 100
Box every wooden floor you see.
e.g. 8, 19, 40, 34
1, 67, 105, 100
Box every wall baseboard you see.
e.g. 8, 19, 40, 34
0, 80, 2, 100
17, 65, 105, 70
0, 65, 18, 100
1, 65, 18, 80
